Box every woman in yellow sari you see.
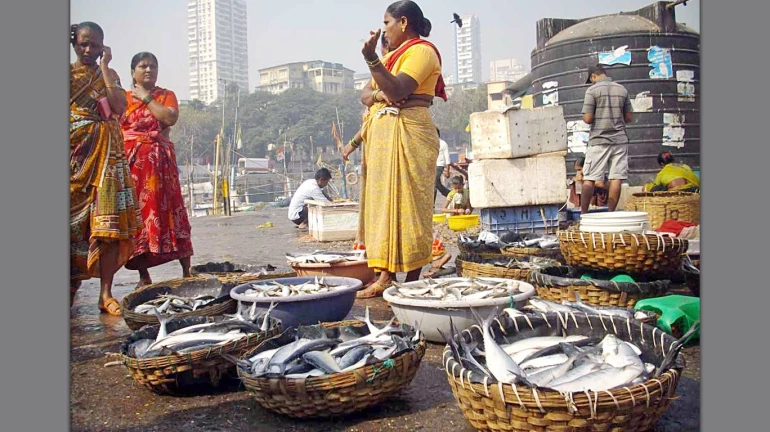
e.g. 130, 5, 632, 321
645, 151, 700, 192
354, 1, 447, 298
70, 22, 142, 315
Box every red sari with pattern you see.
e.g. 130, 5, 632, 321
120, 88, 193, 269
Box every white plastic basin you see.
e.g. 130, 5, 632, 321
580, 211, 650, 233
382, 277, 535, 343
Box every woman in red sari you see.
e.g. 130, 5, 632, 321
120, 52, 194, 286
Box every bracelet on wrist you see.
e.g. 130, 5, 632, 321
142, 95, 154, 105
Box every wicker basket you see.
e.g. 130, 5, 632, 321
121, 271, 296, 331
444, 312, 685, 432
501, 246, 564, 262
624, 191, 700, 230
456, 258, 532, 280
528, 266, 670, 309
239, 320, 426, 418
557, 229, 688, 275
119, 316, 282, 395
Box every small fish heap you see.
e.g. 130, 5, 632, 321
390, 278, 521, 302
484, 256, 561, 270
231, 307, 421, 379
126, 301, 277, 359
525, 294, 655, 321
443, 308, 697, 394
286, 251, 366, 265
240, 276, 348, 298
132, 294, 218, 315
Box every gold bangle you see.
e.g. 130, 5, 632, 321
372, 89, 380, 101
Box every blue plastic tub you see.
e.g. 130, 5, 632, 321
230, 276, 362, 330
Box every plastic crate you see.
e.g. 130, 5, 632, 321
480, 204, 561, 236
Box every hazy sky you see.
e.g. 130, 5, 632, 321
70, 0, 699, 100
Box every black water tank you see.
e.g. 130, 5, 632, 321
530, 1, 700, 185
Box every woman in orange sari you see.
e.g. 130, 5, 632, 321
354, 1, 447, 298
70, 22, 142, 315
120, 52, 194, 286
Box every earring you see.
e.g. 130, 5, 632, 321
401, 24, 406, 32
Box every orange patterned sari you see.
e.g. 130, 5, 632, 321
120, 88, 193, 269
70, 64, 142, 282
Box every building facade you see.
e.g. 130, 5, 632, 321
453, 15, 482, 85
257, 61, 355, 95
188, 0, 249, 105
489, 58, 528, 83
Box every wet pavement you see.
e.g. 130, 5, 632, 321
70, 208, 700, 432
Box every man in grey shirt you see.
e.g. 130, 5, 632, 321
580, 63, 633, 213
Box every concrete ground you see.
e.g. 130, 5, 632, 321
70, 207, 700, 432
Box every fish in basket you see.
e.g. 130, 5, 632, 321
441, 308, 694, 431
119, 302, 282, 395
230, 307, 426, 418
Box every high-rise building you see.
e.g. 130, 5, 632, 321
489, 58, 528, 83
188, 0, 249, 105
453, 15, 482, 85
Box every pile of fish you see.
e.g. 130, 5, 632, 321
132, 294, 218, 315
286, 251, 365, 265
239, 276, 348, 298
229, 307, 421, 379
389, 278, 521, 302
481, 256, 561, 270
126, 301, 277, 359
443, 308, 697, 394
525, 294, 654, 321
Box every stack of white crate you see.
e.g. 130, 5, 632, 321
467, 105, 569, 234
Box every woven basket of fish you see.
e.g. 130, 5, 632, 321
458, 235, 506, 260
501, 246, 564, 262
557, 229, 688, 275
442, 309, 693, 432
235, 313, 426, 418
456, 254, 562, 281
121, 271, 296, 331
528, 266, 670, 310
524, 295, 660, 327
191, 261, 297, 285
119, 311, 283, 395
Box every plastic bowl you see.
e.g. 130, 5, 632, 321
433, 214, 448, 223
230, 276, 362, 330
289, 260, 375, 285
383, 277, 535, 343
447, 214, 480, 231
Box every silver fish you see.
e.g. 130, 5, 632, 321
469, 308, 528, 385
302, 350, 342, 374
547, 363, 645, 392
337, 345, 374, 369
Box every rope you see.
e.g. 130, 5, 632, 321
367, 359, 395, 383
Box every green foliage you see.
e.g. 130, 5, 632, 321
171, 84, 488, 162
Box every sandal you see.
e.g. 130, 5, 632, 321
356, 280, 390, 299
99, 298, 122, 316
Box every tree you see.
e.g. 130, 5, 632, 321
430, 84, 488, 148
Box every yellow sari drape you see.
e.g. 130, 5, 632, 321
70, 64, 142, 281
645, 163, 700, 192
361, 103, 439, 273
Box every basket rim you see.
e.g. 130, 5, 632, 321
629, 191, 700, 199
557, 229, 689, 251
237, 319, 426, 391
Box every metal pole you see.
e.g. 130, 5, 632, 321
188, 135, 195, 218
